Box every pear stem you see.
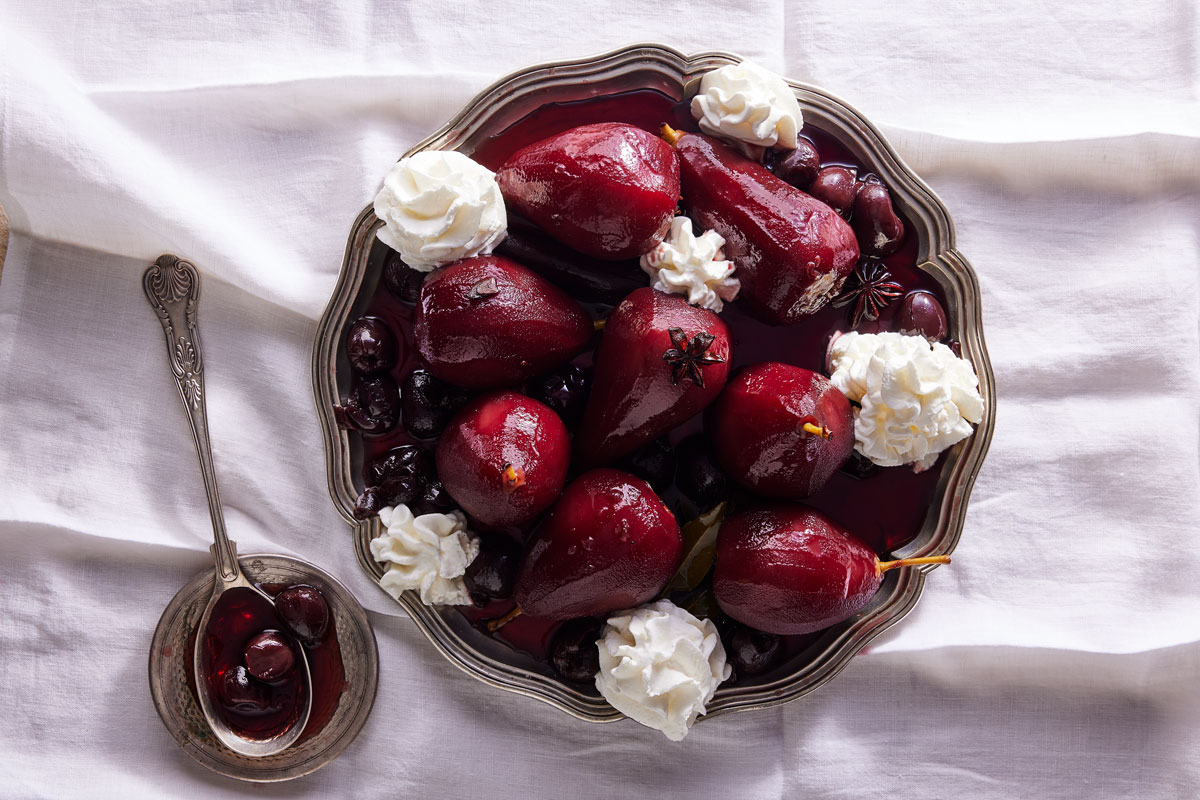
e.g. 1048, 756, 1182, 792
876, 555, 951, 575
502, 463, 526, 491
660, 124, 683, 147
802, 421, 831, 439
487, 605, 523, 632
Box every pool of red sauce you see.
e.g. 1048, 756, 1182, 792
186, 584, 347, 742
350, 89, 948, 667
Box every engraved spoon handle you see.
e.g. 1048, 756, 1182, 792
143, 254, 241, 585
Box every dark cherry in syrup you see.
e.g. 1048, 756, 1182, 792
275, 585, 331, 646
622, 437, 676, 494
338, 375, 400, 434
402, 368, 470, 440
382, 252, 425, 304
766, 139, 820, 189
674, 434, 729, 513
244, 630, 296, 682
720, 620, 785, 680
808, 165, 858, 216
346, 316, 398, 374
202, 588, 306, 739
529, 365, 590, 427
896, 290, 948, 342
549, 617, 603, 683
853, 177, 906, 257
464, 533, 522, 604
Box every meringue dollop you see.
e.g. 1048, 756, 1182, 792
373, 150, 507, 271
370, 504, 479, 606
828, 331, 985, 469
690, 61, 804, 152
595, 599, 731, 741
640, 216, 740, 312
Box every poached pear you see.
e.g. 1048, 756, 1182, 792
665, 126, 860, 325
496, 122, 680, 260
712, 363, 853, 498
713, 505, 948, 635
574, 287, 731, 467
512, 468, 682, 620
435, 391, 570, 528
414, 254, 592, 389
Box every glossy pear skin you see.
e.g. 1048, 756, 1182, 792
675, 131, 860, 325
713, 363, 853, 498
496, 123, 681, 260
436, 392, 570, 528
713, 506, 880, 635
414, 255, 592, 389
514, 469, 682, 620
574, 287, 731, 467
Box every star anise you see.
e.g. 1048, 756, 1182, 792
663, 327, 725, 388
832, 260, 903, 328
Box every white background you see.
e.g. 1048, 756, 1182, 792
1, 1, 1198, 797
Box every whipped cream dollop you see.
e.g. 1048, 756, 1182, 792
691, 61, 804, 153
596, 599, 730, 741
640, 216, 740, 312
828, 331, 985, 470
373, 150, 507, 271
369, 504, 479, 606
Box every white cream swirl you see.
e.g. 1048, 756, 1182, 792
828, 331, 985, 470
373, 150, 507, 271
596, 600, 730, 741
370, 504, 479, 606
691, 61, 804, 152
640, 217, 740, 312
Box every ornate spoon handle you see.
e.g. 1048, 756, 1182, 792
143, 254, 241, 584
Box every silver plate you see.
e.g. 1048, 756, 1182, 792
148, 555, 380, 781
312, 44, 996, 724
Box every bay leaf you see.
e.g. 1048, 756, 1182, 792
666, 501, 726, 592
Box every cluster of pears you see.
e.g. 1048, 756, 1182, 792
412, 119, 944, 643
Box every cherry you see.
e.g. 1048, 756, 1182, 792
464, 533, 522, 603
275, 585, 331, 646
217, 665, 272, 715
852, 177, 905, 257
337, 375, 399, 434
675, 434, 729, 512
243, 630, 296, 683
840, 451, 882, 480
382, 252, 424, 304
807, 165, 858, 216
622, 438, 676, 494
412, 479, 456, 516
895, 290, 948, 342
530, 365, 590, 427
353, 485, 384, 520
345, 316, 398, 374
721, 621, 784, 680
549, 617, 603, 683
365, 445, 434, 508
766, 139, 820, 189
401, 368, 470, 440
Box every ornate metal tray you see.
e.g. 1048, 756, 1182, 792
312, 44, 995, 724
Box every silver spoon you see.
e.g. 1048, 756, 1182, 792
144, 253, 312, 757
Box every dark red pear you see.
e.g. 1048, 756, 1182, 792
712, 363, 853, 498
574, 287, 731, 467
513, 468, 682, 620
436, 392, 570, 528
496, 122, 680, 260
414, 255, 592, 389
665, 126, 860, 325
713, 505, 949, 635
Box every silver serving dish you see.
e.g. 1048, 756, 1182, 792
312, 44, 996, 725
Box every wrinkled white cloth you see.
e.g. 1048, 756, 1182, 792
0, 1, 1198, 797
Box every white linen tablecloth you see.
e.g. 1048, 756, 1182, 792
1, 1, 1198, 797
